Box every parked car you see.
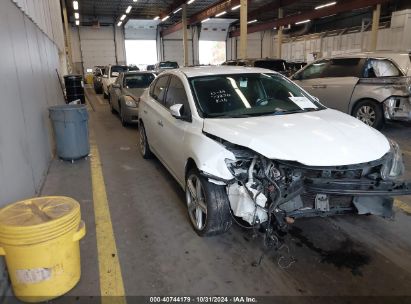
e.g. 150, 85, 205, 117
109, 71, 156, 126
93, 66, 106, 94
222, 58, 289, 76
146, 64, 155, 71
102, 65, 129, 99
292, 56, 411, 129
154, 61, 179, 74
138, 66, 411, 237
286, 61, 307, 75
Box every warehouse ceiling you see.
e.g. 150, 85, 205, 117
65, 0, 410, 32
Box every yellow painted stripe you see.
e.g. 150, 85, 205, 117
394, 199, 411, 215
90, 131, 126, 304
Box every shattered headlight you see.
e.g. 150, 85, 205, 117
381, 139, 405, 179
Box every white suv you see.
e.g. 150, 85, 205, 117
138, 66, 410, 237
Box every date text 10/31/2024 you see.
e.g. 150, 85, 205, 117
149, 296, 258, 303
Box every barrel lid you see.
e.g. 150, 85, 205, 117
0, 196, 79, 228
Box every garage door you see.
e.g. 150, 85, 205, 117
79, 27, 116, 72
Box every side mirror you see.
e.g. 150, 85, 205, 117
170, 104, 183, 118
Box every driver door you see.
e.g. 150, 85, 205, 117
156, 76, 192, 183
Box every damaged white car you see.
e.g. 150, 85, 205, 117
138, 66, 411, 237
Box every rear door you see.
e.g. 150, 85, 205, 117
142, 75, 170, 156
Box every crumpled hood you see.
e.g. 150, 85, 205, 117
203, 109, 390, 166
123, 88, 145, 99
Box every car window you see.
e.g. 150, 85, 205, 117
165, 76, 191, 116
364, 59, 403, 77
124, 74, 155, 88
298, 60, 328, 80
151, 75, 170, 104
190, 73, 324, 117
159, 62, 179, 69
322, 58, 364, 78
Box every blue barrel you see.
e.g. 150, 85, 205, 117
49, 105, 89, 161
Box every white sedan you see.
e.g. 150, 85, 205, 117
138, 66, 411, 237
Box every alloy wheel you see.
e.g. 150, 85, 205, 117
356, 105, 376, 126
186, 174, 207, 231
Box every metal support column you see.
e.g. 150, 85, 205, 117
61, 0, 73, 69
182, 4, 189, 67
276, 8, 283, 59
370, 4, 381, 51
239, 0, 247, 59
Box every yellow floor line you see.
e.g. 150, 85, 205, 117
394, 199, 411, 215
90, 130, 126, 304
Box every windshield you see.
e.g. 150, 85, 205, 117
111, 66, 128, 77
190, 73, 324, 118
159, 62, 179, 69
124, 74, 155, 88
254, 60, 286, 72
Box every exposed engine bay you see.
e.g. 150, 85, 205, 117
204, 133, 411, 232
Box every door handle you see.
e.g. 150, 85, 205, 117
312, 84, 327, 89
157, 120, 163, 127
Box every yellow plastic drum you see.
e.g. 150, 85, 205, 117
0, 196, 86, 302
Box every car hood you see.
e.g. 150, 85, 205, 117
123, 88, 146, 99
202, 109, 390, 166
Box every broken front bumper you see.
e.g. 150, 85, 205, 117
384, 96, 411, 121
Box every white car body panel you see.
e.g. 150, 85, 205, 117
203, 108, 390, 167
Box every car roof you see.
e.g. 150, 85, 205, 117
168, 66, 278, 78
122, 71, 155, 75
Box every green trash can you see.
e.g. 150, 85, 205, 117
49, 105, 89, 161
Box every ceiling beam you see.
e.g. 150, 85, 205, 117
230, 0, 392, 37
158, 0, 188, 20
248, 0, 300, 20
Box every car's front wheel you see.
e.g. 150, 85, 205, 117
352, 100, 384, 130
185, 169, 232, 237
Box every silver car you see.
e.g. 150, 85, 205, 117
292, 56, 411, 129
109, 71, 156, 126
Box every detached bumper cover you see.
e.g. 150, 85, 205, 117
304, 178, 411, 196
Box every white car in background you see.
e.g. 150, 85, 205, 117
102, 65, 129, 99
138, 66, 411, 237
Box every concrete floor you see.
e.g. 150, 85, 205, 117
8, 88, 411, 302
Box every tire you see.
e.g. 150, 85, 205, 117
352, 99, 384, 130
119, 106, 127, 127
185, 168, 232, 237
139, 122, 153, 159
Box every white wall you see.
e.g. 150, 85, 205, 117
70, 25, 126, 74
227, 10, 411, 62
161, 29, 195, 66
0, 0, 65, 208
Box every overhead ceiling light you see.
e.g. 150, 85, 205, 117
315, 1, 337, 10
295, 19, 310, 24
273, 27, 277, 30
231, 4, 241, 10
247, 19, 257, 24
162, 15, 170, 21
73, 1, 78, 10
74, 12, 79, 19
117, 21, 123, 26
216, 11, 226, 17
187, 0, 195, 4
133, 0, 137, 2
75, 20, 80, 25
201, 18, 210, 23
153, 16, 160, 20
173, 7, 182, 14
126, 6, 132, 14
120, 14, 126, 21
